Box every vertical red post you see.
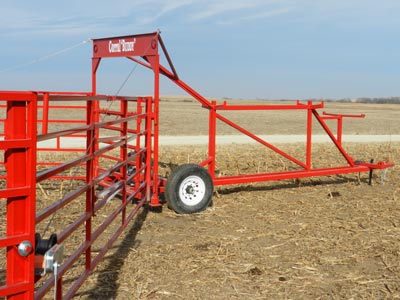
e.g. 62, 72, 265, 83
92, 58, 101, 96
306, 102, 313, 170
135, 98, 143, 190
56, 280, 62, 299
337, 116, 343, 146
149, 54, 160, 206
42, 92, 49, 134
144, 96, 153, 203
85, 100, 95, 272
4, 93, 37, 300
208, 101, 217, 179
26, 97, 37, 298
121, 98, 128, 224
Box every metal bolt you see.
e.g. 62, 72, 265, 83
18, 241, 33, 257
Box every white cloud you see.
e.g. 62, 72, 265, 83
189, 1, 258, 20
1, 1, 400, 38
0, 1, 144, 37
0, 0, 289, 37
182, 0, 297, 26
137, 0, 195, 25
217, 7, 292, 25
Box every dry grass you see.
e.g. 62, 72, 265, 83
1, 98, 399, 299
158, 98, 400, 136
73, 142, 400, 300
1, 143, 399, 299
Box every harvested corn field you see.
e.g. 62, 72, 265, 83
1, 99, 399, 300
71, 142, 400, 299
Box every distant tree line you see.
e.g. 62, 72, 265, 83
227, 97, 400, 104
326, 97, 400, 104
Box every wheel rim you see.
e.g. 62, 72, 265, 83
179, 175, 206, 206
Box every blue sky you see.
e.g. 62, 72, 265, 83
1, 0, 400, 99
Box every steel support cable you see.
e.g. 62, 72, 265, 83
115, 30, 160, 96
0, 37, 95, 237
97, 30, 160, 122
0, 37, 92, 242
0, 39, 92, 73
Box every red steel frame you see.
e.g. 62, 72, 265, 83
0, 31, 394, 300
200, 101, 392, 185
91, 31, 392, 185
92, 32, 161, 206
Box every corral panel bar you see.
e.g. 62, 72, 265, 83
121, 98, 128, 224
145, 97, 153, 203
85, 100, 95, 275
135, 98, 144, 189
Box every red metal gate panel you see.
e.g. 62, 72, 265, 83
0, 92, 157, 299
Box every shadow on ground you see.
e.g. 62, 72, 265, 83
77, 207, 149, 299
215, 174, 366, 196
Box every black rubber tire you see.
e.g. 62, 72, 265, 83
165, 164, 213, 214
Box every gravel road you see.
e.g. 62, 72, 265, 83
159, 134, 400, 145
37, 134, 400, 149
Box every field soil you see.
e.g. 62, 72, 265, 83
1, 98, 399, 299
77, 99, 400, 299
158, 97, 400, 136
73, 142, 400, 300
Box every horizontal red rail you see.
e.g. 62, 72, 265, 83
0, 282, 31, 298
322, 111, 365, 118
0, 139, 34, 149
214, 101, 324, 111
36, 185, 89, 223
0, 234, 31, 248
0, 187, 31, 198
213, 165, 371, 185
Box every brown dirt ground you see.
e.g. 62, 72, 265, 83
3, 97, 398, 136
74, 142, 399, 300
1, 99, 400, 300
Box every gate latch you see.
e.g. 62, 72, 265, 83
42, 244, 64, 276
34, 233, 63, 276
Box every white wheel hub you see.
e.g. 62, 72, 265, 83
179, 175, 206, 206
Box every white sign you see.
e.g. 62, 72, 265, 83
108, 38, 136, 53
